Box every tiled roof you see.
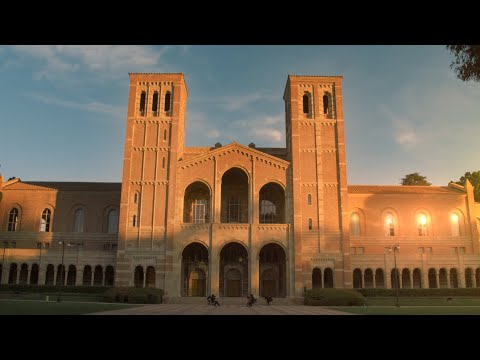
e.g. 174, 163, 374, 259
348, 185, 464, 195
4, 181, 121, 191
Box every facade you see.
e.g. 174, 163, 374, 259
1, 73, 479, 301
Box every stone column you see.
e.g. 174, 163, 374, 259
360, 270, 364, 289
27, 268, 32, 284
446, 272, 450, 288
77, 269, 83, 286
409, 272, 413, 289
386, 269, 391, 289
143, 270, 146, 288
373, 274, 376, 289
210, 248, 220, 296
435, 272, 440, 289
16, 268, 21, 284
90, 272, 94, 286
250, 250, 259, 297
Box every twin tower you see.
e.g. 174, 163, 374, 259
115, 73, 350, 299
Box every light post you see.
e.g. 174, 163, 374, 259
57, 241, 66, 302
392, 243, 400, 307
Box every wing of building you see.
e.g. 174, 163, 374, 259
1, 73, 479, 301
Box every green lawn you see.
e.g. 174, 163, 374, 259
0, 299, 142, 315
364, 297, 480, 307
330, 306, 480, 315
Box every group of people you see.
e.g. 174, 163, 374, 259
206, 293, 274, 307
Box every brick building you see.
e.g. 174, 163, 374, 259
1, 73, 479, 301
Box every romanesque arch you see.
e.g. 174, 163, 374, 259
220, 242, 248, 297
312, 268, 322, 289
353, 268, 362, 288
30, 263, 39, 285
428, 268, 437, 288
259, 243, 286, 297
183, 182, 211, 223
402, 268, 411, 288
182, 242, 209, 297
105, 265, 115, 286
19, 263, 28, 284
134, 266, 144, 288
324, 268, 334, 288
221, 168, 249, 223
413, 268, 422, 288
67, 265, 76, 286
45, 264, 54, 285
364, 268, 374, 288
375, 268, 385, 288
450, 268, 459, 288
259, 183, 285, 224
83, 265, 92, 286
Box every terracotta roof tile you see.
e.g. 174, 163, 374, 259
4, 181, 121, 191
348, 185, 464, 195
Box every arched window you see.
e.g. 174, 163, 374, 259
307, 194, 312, 205
260, 200, 276, 223
162, 157, 166, 168
133, 215, 137, 227
139, 91, 146, 115
303, 93, 310, 114
384, 213, 395, 236
152, 92, 159, 115
350, 213, 360, 236
308, 218, 313, 230
134, 192, 138, 204
450, 213, 460, 236
164, 91, 171, 112
418, 213, 427, 236
163, 129, 167, 141
73, 209, 84, 233
107, 209, 118, 234
40, 209, 51, 232
7, 208, 18, 231
323, 94, 329, 114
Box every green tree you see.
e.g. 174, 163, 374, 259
454, 171, 480, 202
446, 45, 480, 82
400, 172, 432, 186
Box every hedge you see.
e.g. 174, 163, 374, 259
0, 284, 111, 294
101, 287, 164, 304
357, 288, 480, 297
304, 288, 366, 306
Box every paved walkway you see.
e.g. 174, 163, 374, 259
91, 304, 356, 315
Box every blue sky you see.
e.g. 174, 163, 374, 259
0, 45, 478, 185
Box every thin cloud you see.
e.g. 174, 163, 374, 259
207, 130, 220, 138
29, 93, 124, 118
233, 114, 284, 145
9, 45, 169, 81
380, 105, 420, 150
192, 91, 277, 111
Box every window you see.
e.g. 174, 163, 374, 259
139, 91, 146, 115
193, 199, 208, 223
163, 129, 167, 141
350, 213, 360, 236
357, 247, 364, 255
307, 194, 312, 205
162, 157, 166, 168
228, 196, 240, 223
260, 200, 276, 223
450, 213, 460, 236
459, 247, 466, 255
350, 247, 356, 255
73, 209, 84, 233
164, 91, 171, 112
417, 213, 427, 236
40, 209, 51, 232
107, 209, 118, 234
134, 192, 138, 204
384, 213, 395, 236
323, 94, 329, 114
44, 243, 50, 249
308, 218, 313, 230
303, 93, 310, 114
152, 92, 159, 115
7, 208, 18, 231
133, 215, 137, 227
452, 247, 458, 255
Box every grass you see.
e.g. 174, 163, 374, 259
0, 299, 142, 315
330, 306, 480, 315
364, 297, 480, 307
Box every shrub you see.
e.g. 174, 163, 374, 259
0, 284, 110, 294
357, 288, 480, 297
304, 288, 366, 306
101, 287, 164, 304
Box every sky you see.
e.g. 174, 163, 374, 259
0, 45, 478, 186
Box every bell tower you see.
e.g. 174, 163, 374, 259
284, 75, 351, 294
115, 73, 188, 289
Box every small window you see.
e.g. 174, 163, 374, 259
134, 193, 138, 204
450, 213, 460, 236
152, 92, 159, 115
162, 157, 166, 168
40, 209, 51, 232
164, 91, 171, 112
139, 91, 146, 115
308, 218, 313, 230
384, 213, 395, 236
133, 215, 137, 227
452, 247, 458, 254
107, 209, 118, 234
350, 213, 360, 236
459, 247, 466, 255
7, 208, 19, 232
307, 194, 312, 205
357, 247, 364, 255
350, 247, 356, 255
73, 209, 84, 233
163, 129, 167, 141
323, 94, 329, 114
418, 213, 427, 236
303, 93, 310, 114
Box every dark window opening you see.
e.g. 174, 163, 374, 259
164, 92, 171, 112
303, 94, 309, 114
139, 91, 146, 115
152, 92, 159, 115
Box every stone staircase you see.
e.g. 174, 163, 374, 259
163, 296, 303, 305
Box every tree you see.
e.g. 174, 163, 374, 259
400, 172, 431, 186
454, 171, 480, 202
446, 45, 480, 82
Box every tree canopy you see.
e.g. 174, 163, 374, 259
446, 45, 480, 82
454, 171, 480, 202
400, 172, 431, 186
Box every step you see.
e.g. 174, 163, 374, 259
163, 296, 303, 305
